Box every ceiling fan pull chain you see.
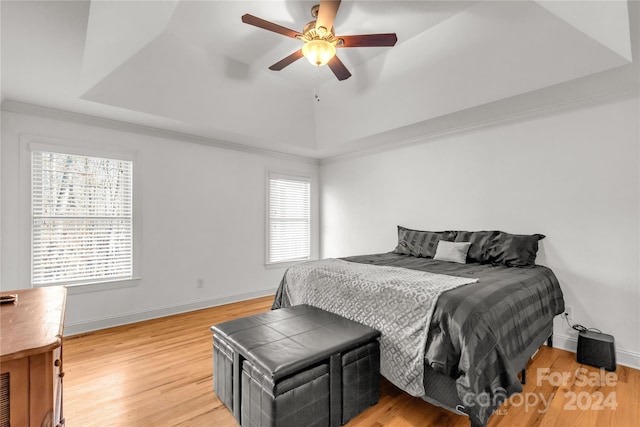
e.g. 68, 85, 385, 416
315, 66, 321, 102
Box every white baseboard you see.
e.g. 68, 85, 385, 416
63, 288, 276, 337
553, 332, 640, 370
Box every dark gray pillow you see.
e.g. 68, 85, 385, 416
454, 230, 501, 263
394, 226, 457, 258
486, 232, 545, 266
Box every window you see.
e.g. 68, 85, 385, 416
31, 150, 133, 286
267, 174, 311, 264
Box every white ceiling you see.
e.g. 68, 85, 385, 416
1, 1, 637, 159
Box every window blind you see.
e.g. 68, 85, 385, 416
268, 175, 311, 264
32, 151, 133, 285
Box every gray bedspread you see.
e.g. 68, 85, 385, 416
273, 253, 565, 427
279, 258, 478, 396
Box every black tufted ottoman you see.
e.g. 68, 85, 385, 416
211, 305, 381, 427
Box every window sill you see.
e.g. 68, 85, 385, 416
265, 259, 311, 270
37, 277, 141, 295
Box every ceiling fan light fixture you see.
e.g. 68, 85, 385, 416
242, 0, 397, 81
302, 39, 336, 66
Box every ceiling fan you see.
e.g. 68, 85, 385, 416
241, 0, 397, 81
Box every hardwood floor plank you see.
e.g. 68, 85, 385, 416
63, 296, 639, 427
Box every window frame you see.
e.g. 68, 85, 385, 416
265, 171, 312, 268
21, 135, 141, 294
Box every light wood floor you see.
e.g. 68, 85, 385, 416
63, 296, 639, 427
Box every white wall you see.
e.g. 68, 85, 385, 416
2, 97, 638, 368
0, 110, 319, 334
320, 97, 640, 368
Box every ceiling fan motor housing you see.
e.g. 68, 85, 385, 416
302, 21, 335, 41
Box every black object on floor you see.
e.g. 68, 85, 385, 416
577, 330, 616, 372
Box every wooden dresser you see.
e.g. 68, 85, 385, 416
0, 286, 67, 427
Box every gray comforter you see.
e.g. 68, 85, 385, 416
273, 253, 565, 427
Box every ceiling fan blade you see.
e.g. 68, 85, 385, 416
269, 50, 304, 71
316, 0, 341, 32
327, 55, 351, 81
338, 33, 398, 48
241, 14, 301, 39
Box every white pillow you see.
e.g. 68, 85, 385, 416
433, 241, 471, 264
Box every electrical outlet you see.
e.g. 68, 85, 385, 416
564, 305, 573, 320
197, 278, 204, 289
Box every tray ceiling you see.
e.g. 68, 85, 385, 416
1, 1, 637, 158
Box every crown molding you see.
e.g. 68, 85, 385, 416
1, 100, 320, 165
3, 79, 637, 167
320, 82, 639, 165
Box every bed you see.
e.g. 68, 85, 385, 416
272, 229, 565, 427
